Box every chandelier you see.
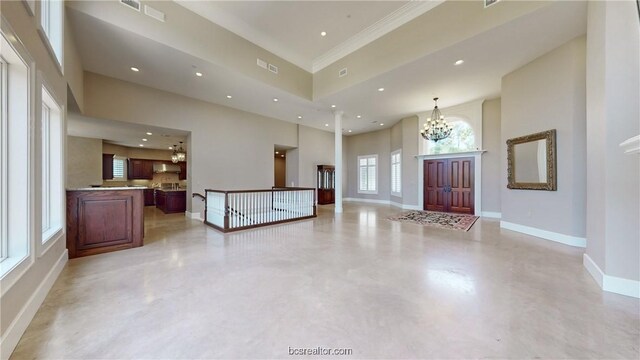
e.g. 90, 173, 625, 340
171, 144, 179, 163
420, 97, 452, 142
176, 141, 186, 162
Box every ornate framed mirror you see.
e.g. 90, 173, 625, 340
507, 129, 557, 191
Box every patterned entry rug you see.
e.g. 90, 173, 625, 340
388, 211, 479, 231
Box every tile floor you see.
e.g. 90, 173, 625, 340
11, 204, 640, 359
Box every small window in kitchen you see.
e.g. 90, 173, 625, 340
112, 156, 127, 181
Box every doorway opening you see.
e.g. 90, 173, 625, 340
274, 146, 287, 187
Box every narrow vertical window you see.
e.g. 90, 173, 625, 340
391, 150, 402, 196
41, 86, 62, 244
0, 57, 7, 261
358, 155, 378, 194
39, 0, 63, 65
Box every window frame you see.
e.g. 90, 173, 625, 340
37, 0, 64, 71
357, 154, 378, 195
40, 82, 64, 248
391, 149, 402, 197
0, 19, 35, 286
111, 156, 127, 181
0, 56, 7, 262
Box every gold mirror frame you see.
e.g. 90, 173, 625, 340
507, 129, 557, 191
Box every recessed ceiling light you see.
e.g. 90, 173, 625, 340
139, 144, 144, 147
226, 95, 233, 99
131, 67, 139, 72
275, 151, 279, 154
297, 115, 303, 119
348, 130, 352, 133
320, 31, 327, 37
168, 146, 173, 150
356, 115, 362, 119
377, 87, 385, 92
281, 154, 285, 157
380, 123, 384, 126
331, 104, 336, 108
146, 132, 152, 135
455, 59, 464, 65
142, 138, 148, 141
325, 123, 329, 127
195, 72, 203, 77
273, 98, 279, 102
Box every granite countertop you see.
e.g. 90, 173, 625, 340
155, 189, 187, 193
66, 187, 148, 191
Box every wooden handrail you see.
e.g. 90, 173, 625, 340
192, 193, 205, 201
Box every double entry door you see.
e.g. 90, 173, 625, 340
424, 157, 474, 214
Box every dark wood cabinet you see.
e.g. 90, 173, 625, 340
128, 158, 154, 180
317, 165, 335, 205
144, 188, 155, 206
102, 153, 114, 180
155, 190, 186, 213
424, 157, 474, 214
178, 161, 187, 180
66, 189, 144, 258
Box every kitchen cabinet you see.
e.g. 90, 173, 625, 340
155, 190, 186, 214
66, 188, 144, 258
144, 188, 155, 206
102, 153, 114, 180
179, 161, 187, 180
128, 158, 154, 179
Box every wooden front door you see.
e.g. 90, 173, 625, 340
423, 157, 474, 214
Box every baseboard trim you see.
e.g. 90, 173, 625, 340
185, 211, 203, 222
500, 220, 586, 248
344, 198, 420, 210
0, 249, 68, 360
481, 211, 502, 219
583, 254, 640, 298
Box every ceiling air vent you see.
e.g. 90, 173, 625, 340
120, 0, 141, 12
484, 0, 500, 8
339, 68, 348, 78
268, 63, 279, 74
144, 5, 165, 22
257, 58, 268, 69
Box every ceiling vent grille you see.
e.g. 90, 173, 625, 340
144, 5, 165, 22
120, 0, 141, 12
339, 68, 348, 78
268, 63, 278, 74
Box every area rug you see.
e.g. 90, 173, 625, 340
388, 211, 479, 231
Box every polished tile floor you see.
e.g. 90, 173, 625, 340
12, 204, 640, 359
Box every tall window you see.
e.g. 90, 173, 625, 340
391, 150, 401, 196
40, 0, 63, 65
358, 155, 378, 194
1, 29, 31, 275
41, 86, 62, 244
112, 156, 126, 180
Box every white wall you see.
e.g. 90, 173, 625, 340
0, 2, 69, 358
585, 0, 640, 287
482, 98, 501, 213
500, 36, 586, 238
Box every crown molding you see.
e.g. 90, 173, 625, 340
311, 0, 444, 73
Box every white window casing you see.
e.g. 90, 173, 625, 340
391, 149, 402, 196
358, 154, 378, 194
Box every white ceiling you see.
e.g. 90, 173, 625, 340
175, 1, 418, 72
67, 1, 586, 137
67, 113, 188, 150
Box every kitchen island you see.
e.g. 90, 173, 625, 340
155, 189, 187, 214
66, 187, 145, 258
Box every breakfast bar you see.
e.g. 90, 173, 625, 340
66, 187, 145, 259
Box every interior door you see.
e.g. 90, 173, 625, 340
448, 157, 474, 214
424, 160, 447, 212
423, 157, 475, 214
